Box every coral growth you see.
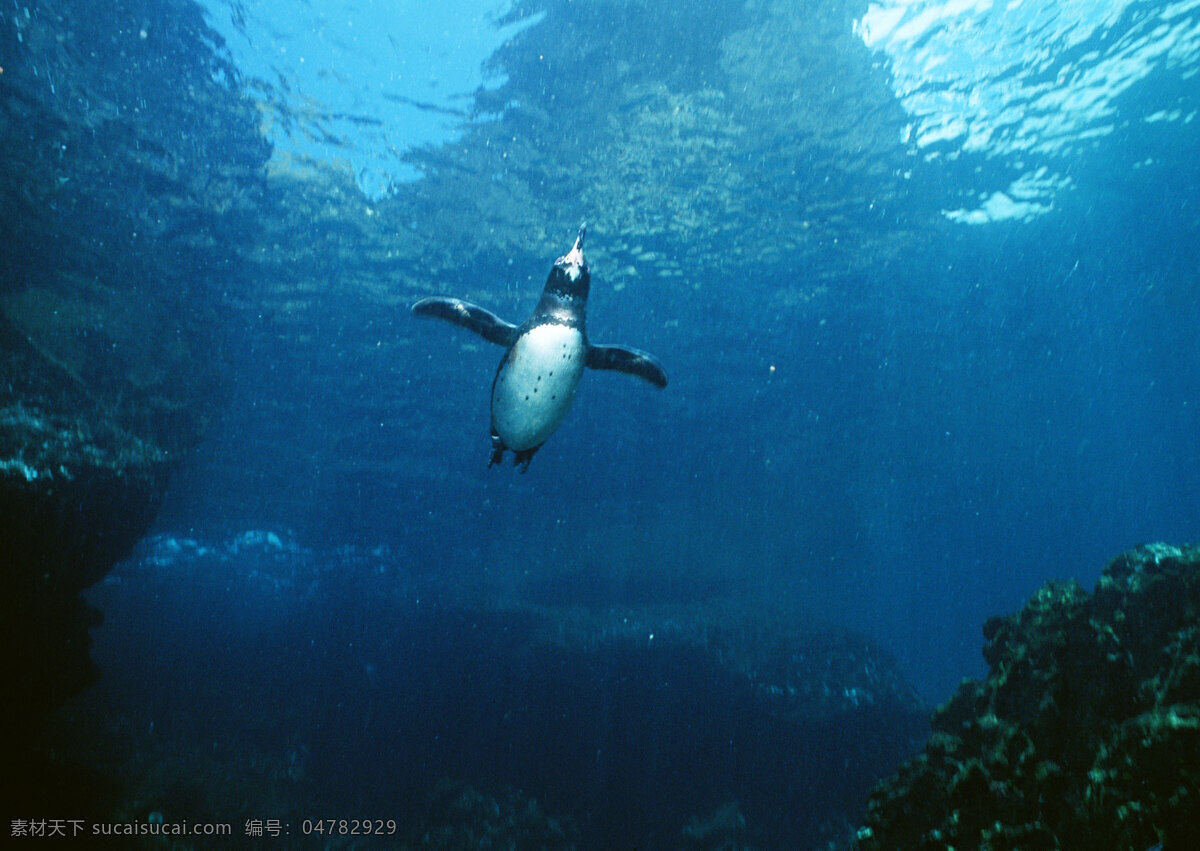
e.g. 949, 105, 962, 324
856, 543, 1200, 851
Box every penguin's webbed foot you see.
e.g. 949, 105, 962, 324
488, 432, 539, 472
513, 446, 540, 473
488, 433, 505, 468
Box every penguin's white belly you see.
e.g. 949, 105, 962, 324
491, 323, 586, 451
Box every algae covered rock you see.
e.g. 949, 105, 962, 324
856, 543, 1200, 850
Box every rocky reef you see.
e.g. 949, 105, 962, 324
856, 543, 1200, 850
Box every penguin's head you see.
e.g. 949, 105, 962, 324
542, 224, 590, 306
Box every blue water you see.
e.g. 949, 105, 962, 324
196, 0, 543, 195
10, 0, 1200, 845
148, 0, 1200, 701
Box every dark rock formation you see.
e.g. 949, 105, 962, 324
0, 346, 170, 715
0, 0, 267, 806
856, 543, 1200, 851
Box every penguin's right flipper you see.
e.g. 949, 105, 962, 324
586, 344, 668, 388
412, 297, 519, 347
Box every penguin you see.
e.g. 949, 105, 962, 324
412, 225, 667, 471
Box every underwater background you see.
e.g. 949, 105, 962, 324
2, 0, 1198, 847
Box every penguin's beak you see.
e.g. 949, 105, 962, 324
557, 223, 587, 272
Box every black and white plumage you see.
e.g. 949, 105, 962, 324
413, 225, 667, 471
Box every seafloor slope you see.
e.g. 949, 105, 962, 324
68, 532, 931, 849
856, 543, 1200, 851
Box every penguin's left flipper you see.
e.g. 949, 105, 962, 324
586, 344, 668, 388
412, 297, 519, 347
